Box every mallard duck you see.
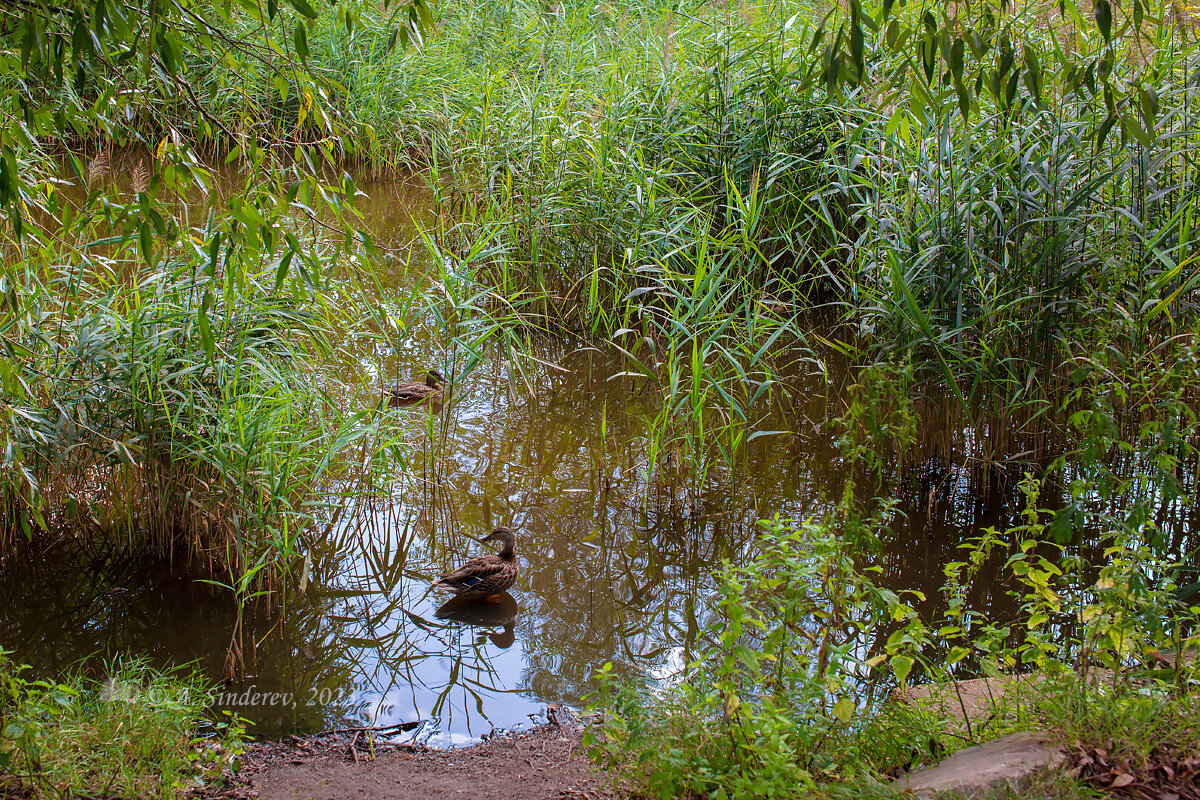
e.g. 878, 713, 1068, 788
432, 527, 520, 599
387, 369, 444, 407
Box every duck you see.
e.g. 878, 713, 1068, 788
387, 369, 445, 407
432, 527, 520, 599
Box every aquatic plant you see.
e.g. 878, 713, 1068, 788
366, 0, 1200, 476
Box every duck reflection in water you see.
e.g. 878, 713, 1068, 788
434, 592, 518, 649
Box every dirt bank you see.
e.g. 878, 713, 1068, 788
218, 713, 613, 800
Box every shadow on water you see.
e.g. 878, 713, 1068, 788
4, 163, 1196, 745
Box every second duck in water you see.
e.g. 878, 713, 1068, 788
387, 369, 445, 407
432, 527, 520, 599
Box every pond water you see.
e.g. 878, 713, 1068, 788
0, 166, 1139, 746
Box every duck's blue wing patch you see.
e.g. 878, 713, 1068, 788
461, 576, 480, 586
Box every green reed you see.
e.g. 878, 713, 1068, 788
364, 0, 1200, 479
6, 0, 1200, 576
0, 159, 408, 597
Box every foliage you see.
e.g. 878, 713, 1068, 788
0, 0, 429, 589
588, 504, 926, 796
0, 650, 245, 799
0, 0, 430, 161
585, 370, 1200, 798
1, 0, 1199, 777
587, 481, 1199, 797
301, 0, 1200, 479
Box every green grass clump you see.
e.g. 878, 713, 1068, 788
0, 147, 413, 605
0, 651, 244, 799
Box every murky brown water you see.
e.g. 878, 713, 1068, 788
4, 163, 1188, 745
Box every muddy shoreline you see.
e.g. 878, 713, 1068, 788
214, 711, 613, 800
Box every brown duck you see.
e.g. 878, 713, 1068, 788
432, 527, 520, 599
387, 369, 445, 407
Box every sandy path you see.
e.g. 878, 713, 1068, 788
227, 722, 613, 800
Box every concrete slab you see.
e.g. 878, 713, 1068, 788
901, 677, 1036, 730
894, 731, 1065, 797
899, 672, 1116, 731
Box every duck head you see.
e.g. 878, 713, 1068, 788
481, 526, 517, 560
